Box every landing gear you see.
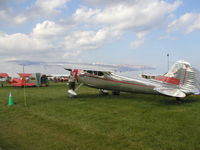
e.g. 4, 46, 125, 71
68, 89, 77, 97
176, 97, 184, 104
112, 91, 120, 95
67, 83, 83, 98
99, 89, 109, 95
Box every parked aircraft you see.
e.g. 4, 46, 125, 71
0, 73, 11, 87
47, 74, 69, 82
66, 60, 200, 101
10, 73, 36, 87
0, 73, 48, 87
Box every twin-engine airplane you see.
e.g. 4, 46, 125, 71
66, 60, 200, 100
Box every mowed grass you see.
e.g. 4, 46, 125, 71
0, 83, 200, 150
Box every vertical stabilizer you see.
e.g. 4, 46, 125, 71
165, 60, 200, 95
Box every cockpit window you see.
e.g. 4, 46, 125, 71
85, 70, 104, 76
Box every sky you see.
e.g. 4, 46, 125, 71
0, 0, 200, 75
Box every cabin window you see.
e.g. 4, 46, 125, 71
94, 71, 98, 75
85, 70, 104, 77
97, 72, 104, 76
87, 70, 93, 74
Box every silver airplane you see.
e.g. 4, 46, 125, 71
67, 60, 200, 101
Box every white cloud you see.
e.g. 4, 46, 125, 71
32, 20, 67, 38
0, 33, 53, 54
30, 0, 69, 17
63, 28, 121, 52
13, 15, 27, 24
83, 0, 128, 6
74, 0, 181, 48
0, 8, 29, 24
0, 0, 183, 62
168, 13, 200, 33
187, 17, 200, 32
0, 20, 72, 57
74, 0, 181, 31
0, 0, 70, 24
130, 32, 146, 48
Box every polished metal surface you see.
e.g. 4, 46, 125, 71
71, 60, 200, 98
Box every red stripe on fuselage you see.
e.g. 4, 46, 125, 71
155, 76, 180, 85
80, 74, 154, 88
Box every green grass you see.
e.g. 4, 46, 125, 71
0, 83, 200, 150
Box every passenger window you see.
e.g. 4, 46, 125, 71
86, 70, 104, 77
98, 72, 104, 76
87, 70, 93, 74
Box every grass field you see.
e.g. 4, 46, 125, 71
0, 83, 200, 150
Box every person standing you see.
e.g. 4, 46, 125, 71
68, 71, 76, 91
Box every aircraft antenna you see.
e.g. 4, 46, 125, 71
167, 53, 169, 71
23, 65, 27, 106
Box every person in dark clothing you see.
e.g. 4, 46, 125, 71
68, 72, 76, 91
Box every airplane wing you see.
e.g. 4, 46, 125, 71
8, 60, 155, 72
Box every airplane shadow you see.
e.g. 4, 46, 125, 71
163, 98, 198, 105
77, 92, 200, 105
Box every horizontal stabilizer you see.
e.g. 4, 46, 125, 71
154, 87, 186, 98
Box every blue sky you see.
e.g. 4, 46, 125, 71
0, 0, 200, 75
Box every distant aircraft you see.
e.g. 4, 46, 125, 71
66, 60, 200, 101
0, 73, 10, 87
47, 74, 69, 82
0, 73, 48, 87
10, 73, 36, 87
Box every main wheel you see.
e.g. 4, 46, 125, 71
112, 91, 120, 95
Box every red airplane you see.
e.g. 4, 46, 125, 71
10, 73, 36, 87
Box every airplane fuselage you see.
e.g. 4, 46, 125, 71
67, 60, 200, 98
78, 72, 160, 94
